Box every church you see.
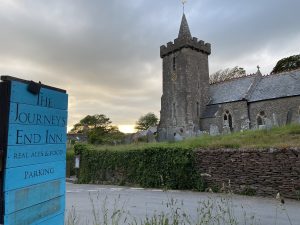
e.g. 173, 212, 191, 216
157, 13, 300, 141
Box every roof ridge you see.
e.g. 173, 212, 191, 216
263, 68, 300, 78
209, 73, 257, 85
245, 74, 263, 100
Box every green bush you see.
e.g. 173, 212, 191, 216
66, 150, 76, 177
74, 144, 205, 191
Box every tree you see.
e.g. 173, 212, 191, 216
210, 66, 246, 84
88, 125, 124, 145
70, 114, 124, 145
135, 113, 159, 131
71, 114, 112, 134
271, 54, 300, 74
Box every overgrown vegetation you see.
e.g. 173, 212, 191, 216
78, 124, 300, 151
66, 192, 295, 225
74, 124, 300, 188
209, 66, 246, 84
271, 54, 300, 74
74, 143, 205, 190
70, 114, 124, 145
181, 123, 300, 149
66, 148, 76, 178
135, 112, 159, 131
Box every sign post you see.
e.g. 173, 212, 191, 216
0, 76, 68, 225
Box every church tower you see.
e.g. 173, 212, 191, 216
158, 13, 211, 141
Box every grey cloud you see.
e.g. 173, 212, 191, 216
0, 0, 299, 129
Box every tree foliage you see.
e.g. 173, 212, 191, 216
210, 66, 246, 84
271, 54, 300, 74
71, 114, 124, 145
135, 112, 159, 131
71, 114, 112, 133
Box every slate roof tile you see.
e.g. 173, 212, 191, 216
209, 69, 300, 105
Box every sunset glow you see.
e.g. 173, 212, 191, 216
118, 125, 136, 134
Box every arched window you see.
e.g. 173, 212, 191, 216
257, 111, 266, 127
228, 114, 233, 131
286, 109, 293, 124
257, 116, 263, 126
224, 114, 228, 121
223, 110, 233, 131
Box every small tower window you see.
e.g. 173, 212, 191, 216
173, 56, 176, 71
197, 102, 200, 117
172, 103, 176, 118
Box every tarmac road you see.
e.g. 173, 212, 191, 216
65, 182, 300, 225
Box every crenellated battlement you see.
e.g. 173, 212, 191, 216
160, 37, 211, 58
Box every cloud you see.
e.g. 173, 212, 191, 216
0, 0, 299, 131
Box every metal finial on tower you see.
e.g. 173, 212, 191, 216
181, 0, 187, 13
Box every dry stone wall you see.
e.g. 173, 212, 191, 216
195, 148, 300, 199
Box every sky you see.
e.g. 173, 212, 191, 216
0, 0, 299, 133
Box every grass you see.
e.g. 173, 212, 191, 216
183, 123, 300, 149
65, 191, 296, 225
78, 124, 300, 152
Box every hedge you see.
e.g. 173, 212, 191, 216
74, 143, 206, 191
66, 150, 76, 178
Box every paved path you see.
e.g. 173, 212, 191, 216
66, 182, 300, 225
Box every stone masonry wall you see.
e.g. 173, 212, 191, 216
195, 148, 300, 199
201, 101, 249, 134
249, 96, 300, 128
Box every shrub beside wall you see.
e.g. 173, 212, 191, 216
66, 150, 75, 178
74, 144, 300, 199
74, 144, 205, 190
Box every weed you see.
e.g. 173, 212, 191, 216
66, 192, 264, 225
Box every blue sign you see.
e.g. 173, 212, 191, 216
1, 78, 68, 225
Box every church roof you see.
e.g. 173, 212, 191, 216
209, 76, 256, 104
178, 13, 192, 40
249, 70, 300, 102
209, 69, 300, 105
201, 104, 220, 118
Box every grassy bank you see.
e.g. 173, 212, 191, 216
77, 124, 300, 152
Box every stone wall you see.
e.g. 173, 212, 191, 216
200, 101, 249, 134
195, 148, 300, 199
249, 96, 300, 128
